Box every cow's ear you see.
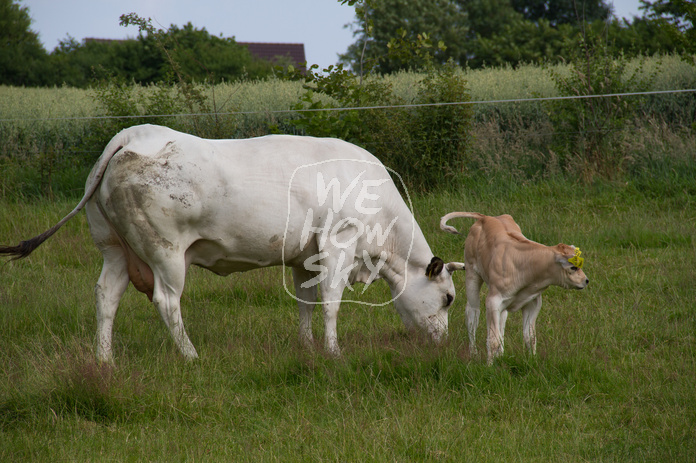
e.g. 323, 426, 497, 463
446, 262, 465, 273
425, 257, 445, 279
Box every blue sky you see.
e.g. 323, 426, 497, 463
21, 0, 644, 71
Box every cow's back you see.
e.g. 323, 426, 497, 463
93, 126, 414, 273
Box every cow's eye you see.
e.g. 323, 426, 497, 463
445, 293, 454, 307
570, 266, 579, 272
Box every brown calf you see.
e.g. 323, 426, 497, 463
440, 212, 589, 364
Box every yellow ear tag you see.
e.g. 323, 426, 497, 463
568, 247, 584, 269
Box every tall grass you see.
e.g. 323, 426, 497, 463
1, 179, 694, 461
1, 55, 690, 126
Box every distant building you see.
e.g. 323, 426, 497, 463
238, 42, 306, 72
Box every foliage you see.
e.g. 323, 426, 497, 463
391, 62, 472, 185
340, 0, 465, 74
0, 0, 50, 86
473, 18, 574, 68
47, 36, 163, 89
510, 0, 611, 26
340, 0, 695, 70
285, 56, 472, 191
86, 77, 189, 157
547, 33, 658, 179
280, 1, 473, 191
640, 0, 696, 62
118, 18, 275, 84
340, 0, 610, 69
89, 14, 246, 141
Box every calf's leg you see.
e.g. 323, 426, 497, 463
499, 309, 509, 351
522, 295, 542, 355
465, 272, 483, 355
485, 292, 505, 365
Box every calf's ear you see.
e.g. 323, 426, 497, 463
425, 257, 445, 279
555, 253, 574, 269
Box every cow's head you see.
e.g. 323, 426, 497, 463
393, 256, 465, 343
554, 244, 589, 290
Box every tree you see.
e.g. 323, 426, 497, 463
0, 0, 49, 86
339, 0, 467, 73
598, 17, 681, 58
339, 0, 621, 71
473, 18, 574, 68
48, 36, 163, 87
511, 0, 610, 26
162, 23, 273, 83
45, 21, 276, 88
640, 0, 695, 60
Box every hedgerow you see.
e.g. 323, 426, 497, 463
0, 54, 693, 198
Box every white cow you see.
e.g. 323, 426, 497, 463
1, 124, 463, 362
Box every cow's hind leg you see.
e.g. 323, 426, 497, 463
150, 258, 198, 359
95, 245, 130, 363
292, 266, 318, 349
87, 200, 129, 363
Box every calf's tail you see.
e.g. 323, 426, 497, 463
439, 212, 486, 235
0, 132, 128, 260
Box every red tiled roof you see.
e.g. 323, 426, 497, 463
238, 42, 306, 70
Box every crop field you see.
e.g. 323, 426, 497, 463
1, 178, 695, 461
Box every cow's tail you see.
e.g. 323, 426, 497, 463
0, 131, 129, 261
439, 212, 486, 235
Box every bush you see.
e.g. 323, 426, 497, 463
547, 36, 658, 179
287, 62, 472, 191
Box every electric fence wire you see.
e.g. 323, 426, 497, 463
0, 88, 694, 123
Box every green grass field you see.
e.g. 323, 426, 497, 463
1, 179, 694, 461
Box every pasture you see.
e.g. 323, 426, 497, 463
1, 179, 694, 461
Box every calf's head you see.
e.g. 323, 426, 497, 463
393, 256, 465, 342
554, 244, 589, 290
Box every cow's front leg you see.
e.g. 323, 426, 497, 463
522, 295, 542, 355
292, 266, 318, 349
320, 266, 349, 356
322, 299, 342, 356
485, 293, 505, 365
318, 232, 358, 357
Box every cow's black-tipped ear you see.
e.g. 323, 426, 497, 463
425, 256, 445, 280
